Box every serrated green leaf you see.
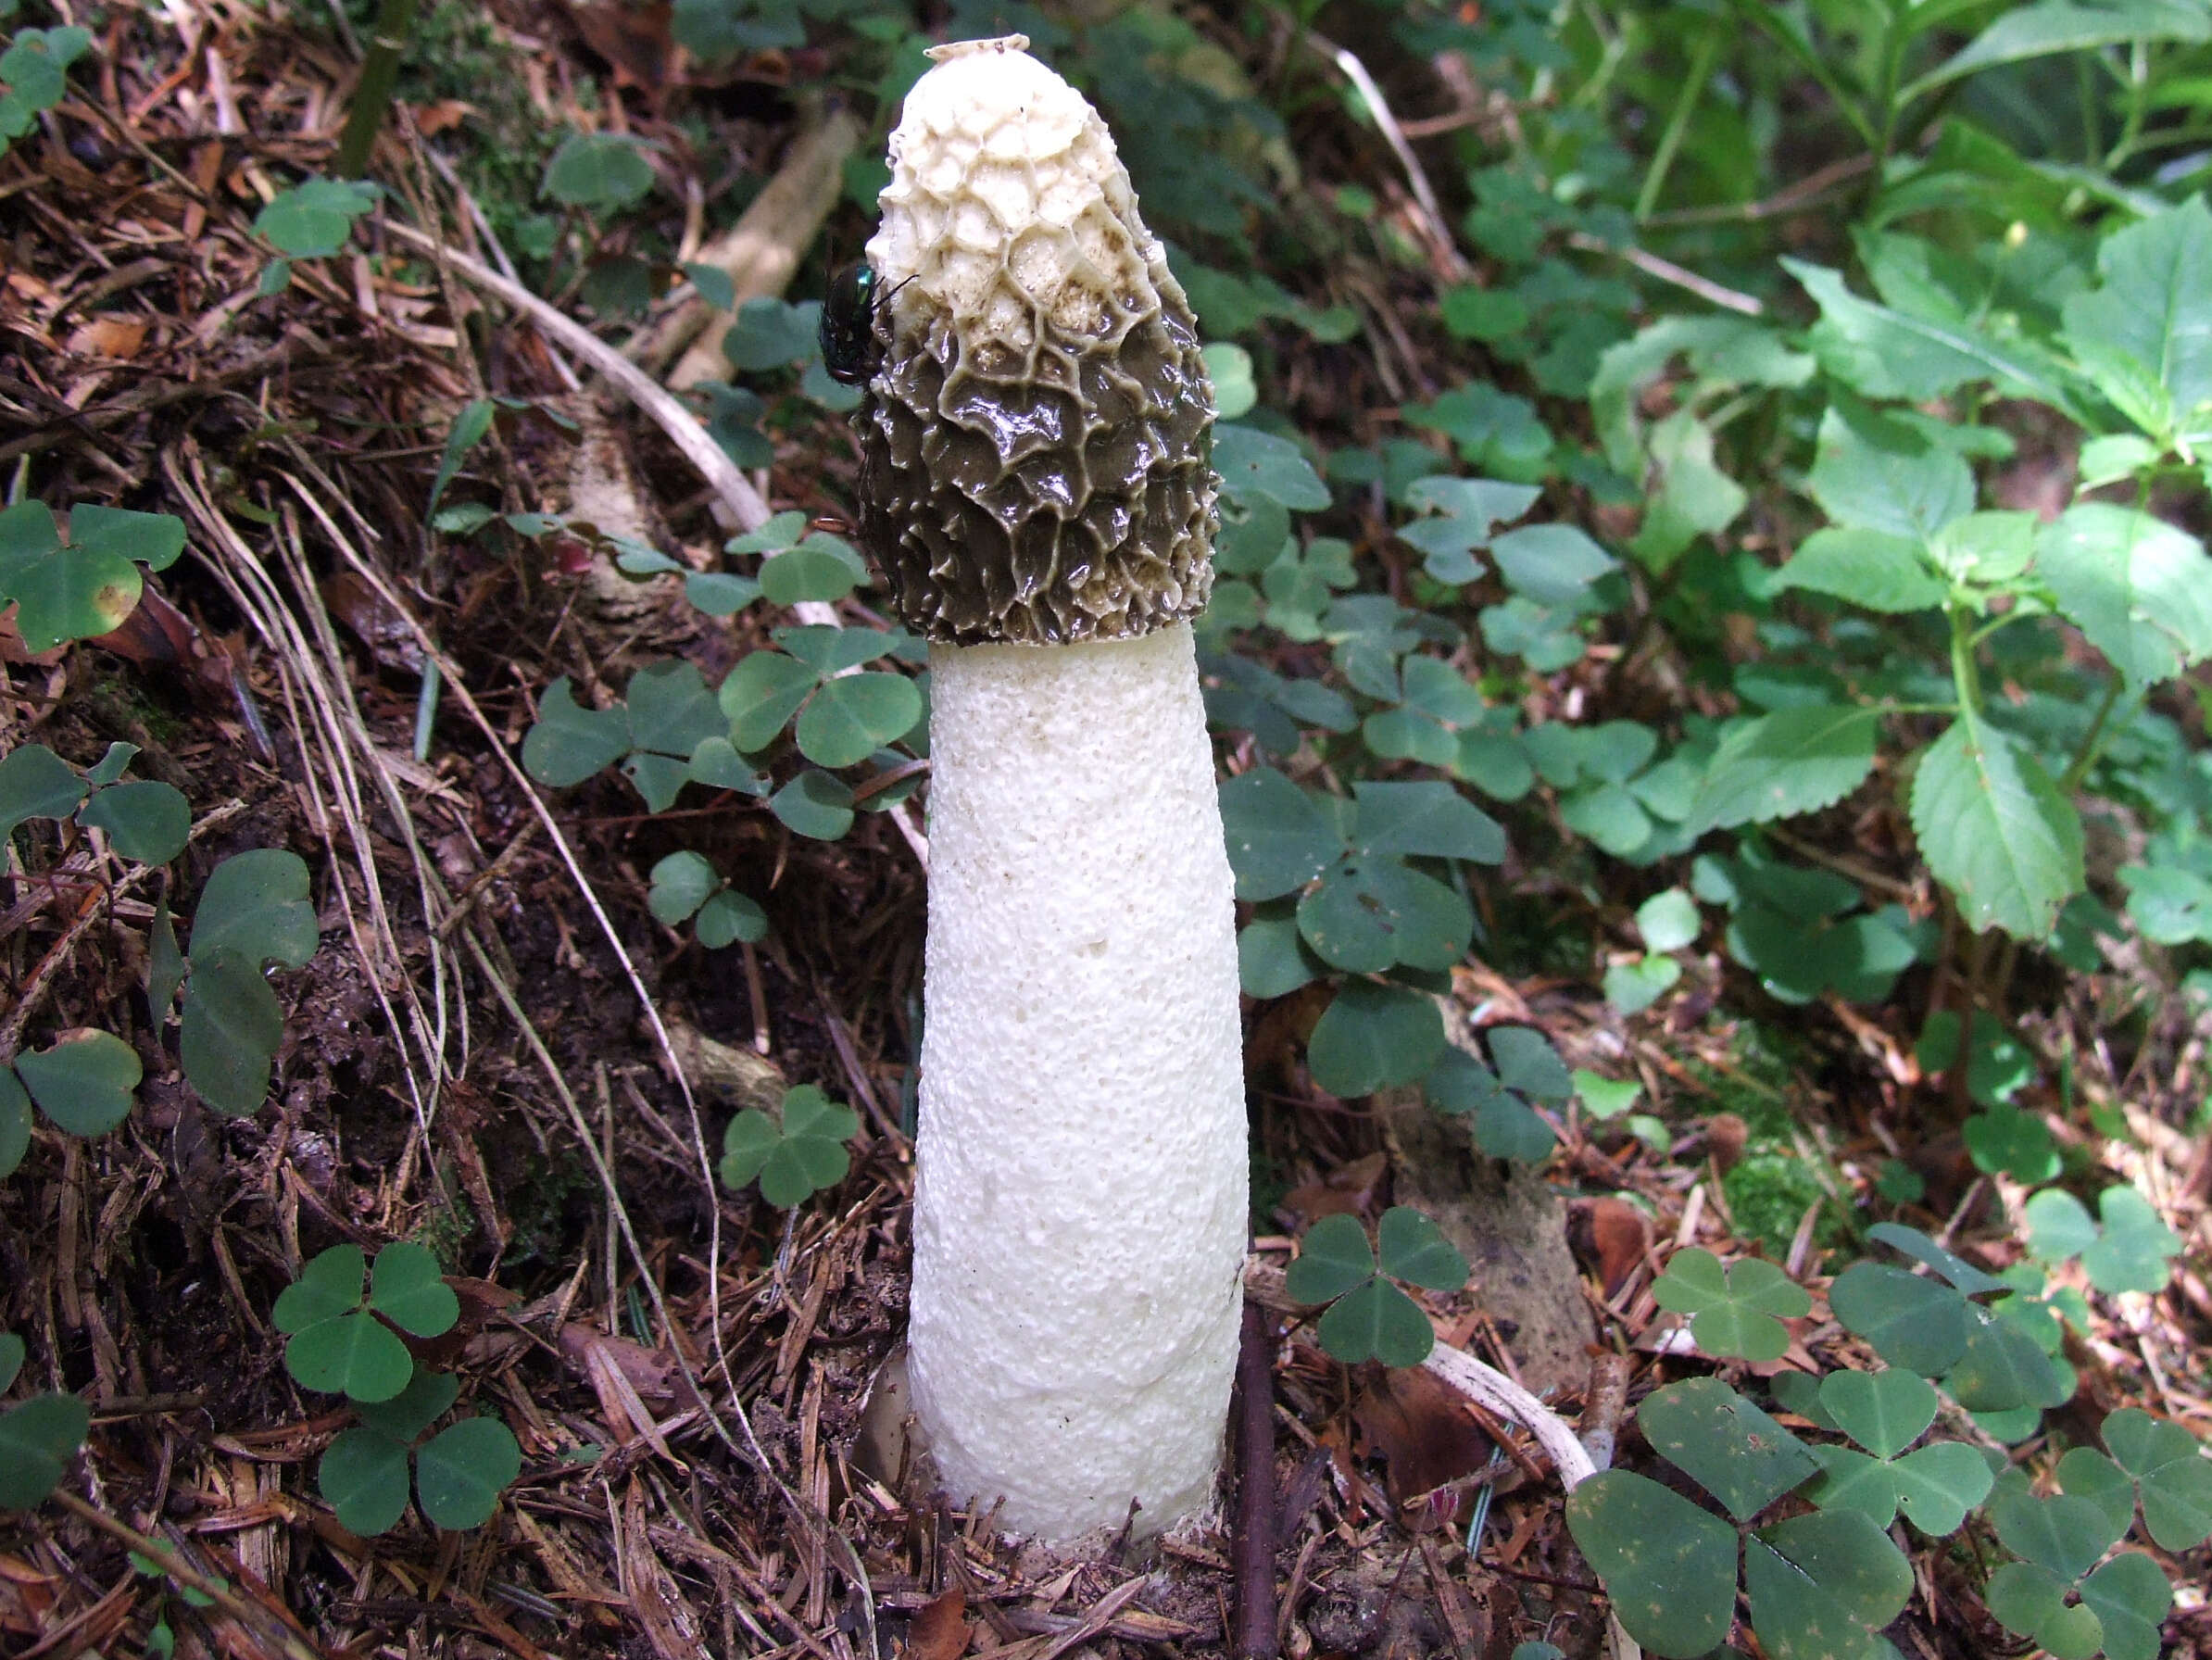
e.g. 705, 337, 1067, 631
1565, 1471, 1739, 1658
2036, 505, 2212, 690
1690, 705, 1880, 834
1911, 0, 2210, 101
14, 1030, 139, 1137
414, 1416, 521, 1529
1639, 1377, 1818, 1521
1286, 1214, 1376, 1304
1786, 261, 2079, 408
1773, 526, 1949, 613
2060, 196, 2212, 446
319, 1427, 412, 1536
1911, 715, 2083, 939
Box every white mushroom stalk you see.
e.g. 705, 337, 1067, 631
853, 36, 1246, 1541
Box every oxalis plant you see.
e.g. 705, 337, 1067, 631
1, 737, 319, 1169
1562, 1224, 2212, 1660
274, 1243, 522, 1537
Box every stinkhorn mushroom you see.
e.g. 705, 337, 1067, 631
851, 35, 1246, 1541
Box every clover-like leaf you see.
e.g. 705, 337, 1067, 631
353, 1367, 460, 1444
77, 781, 190, 864
720, 651, 819, 753
760, 535, 868, 605
1286, 1213, 1376, 1305
0, 743, 87, 839
647, 851, 718, 925
0, 1071, 27, 1179
318, 1427, 411, 1537
254, 178, 381, 257
0, 1333, 20, 1393
2101, 1406, 2212, 1551
179, 953, 285, 1117
1829, 1262, 1969, 1376
2079, 1551, 2174, 1660
522, 676, 629, 786
283, 1311, 414, 1403
768, 769, 854, 840
1376, 1205, 1467, 1291
794, 673, 921, 770
1820, 1368, 1938, 1461
0, 499, 147, 650
13, 1029, 140, 1138
1315, 1277, 1436, 1367
1306, 981, 1445, 1098
1652, 1248, 1810, 1363
1990, 1487, 2127, 1582
1486, 1025, 1572, 1100
414, 1415, 522, 1530
274, 1244, 368, 1332
542, 132, 655, 209
1746, 1508, 1913, 1660
718, 1085, 857, 1207
0, 1391, 91, 1510
1565, 1470, 1739, 1658
369, 1243, 459, 1339
1218, 766, 1341, 901
1639, 1377, 1819, 1522
695, 890, 768, 949
186, 849, 318, 970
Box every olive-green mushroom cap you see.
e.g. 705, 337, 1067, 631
855, 36, 1218, 647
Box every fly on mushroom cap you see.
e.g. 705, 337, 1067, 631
853, 35, 1218, 647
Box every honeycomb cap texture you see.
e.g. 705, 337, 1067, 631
858, 36, 1218, 645
907, 622, 1248, 1539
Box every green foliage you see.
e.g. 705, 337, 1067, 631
174, 849, 320, 1115
320, 1368, 522, 1536
719, 1084, 858, 1207
1285, 1207, 1467, 1368
647, 852, 769, 949
274, 1242, 458, 1403
1567, 1377, 1912, 1660
0, 501, 187, 652
0, 1330, 88, 1510
2023, 1186, 2183, 1295
253, 178, 380, 291
0, 24, 91, 156
1651, 1248, 1810, 1363
542, 132, 655, 210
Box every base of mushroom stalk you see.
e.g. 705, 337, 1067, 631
906, 622, 1248, 1542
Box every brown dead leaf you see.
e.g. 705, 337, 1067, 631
1352, 1365, 1492, 1510
66, 315, 148, 359
1281, 1151, 1389, 1226
1566, 1195, 1651, 1297
411, 100, 475, 136
320, 570, 425, 673
906, 1586, 970, 1660
567, 1, 676, 94
559, 1324, 703, 1410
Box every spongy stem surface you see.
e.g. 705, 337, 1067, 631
909, 622, 1247, 1540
